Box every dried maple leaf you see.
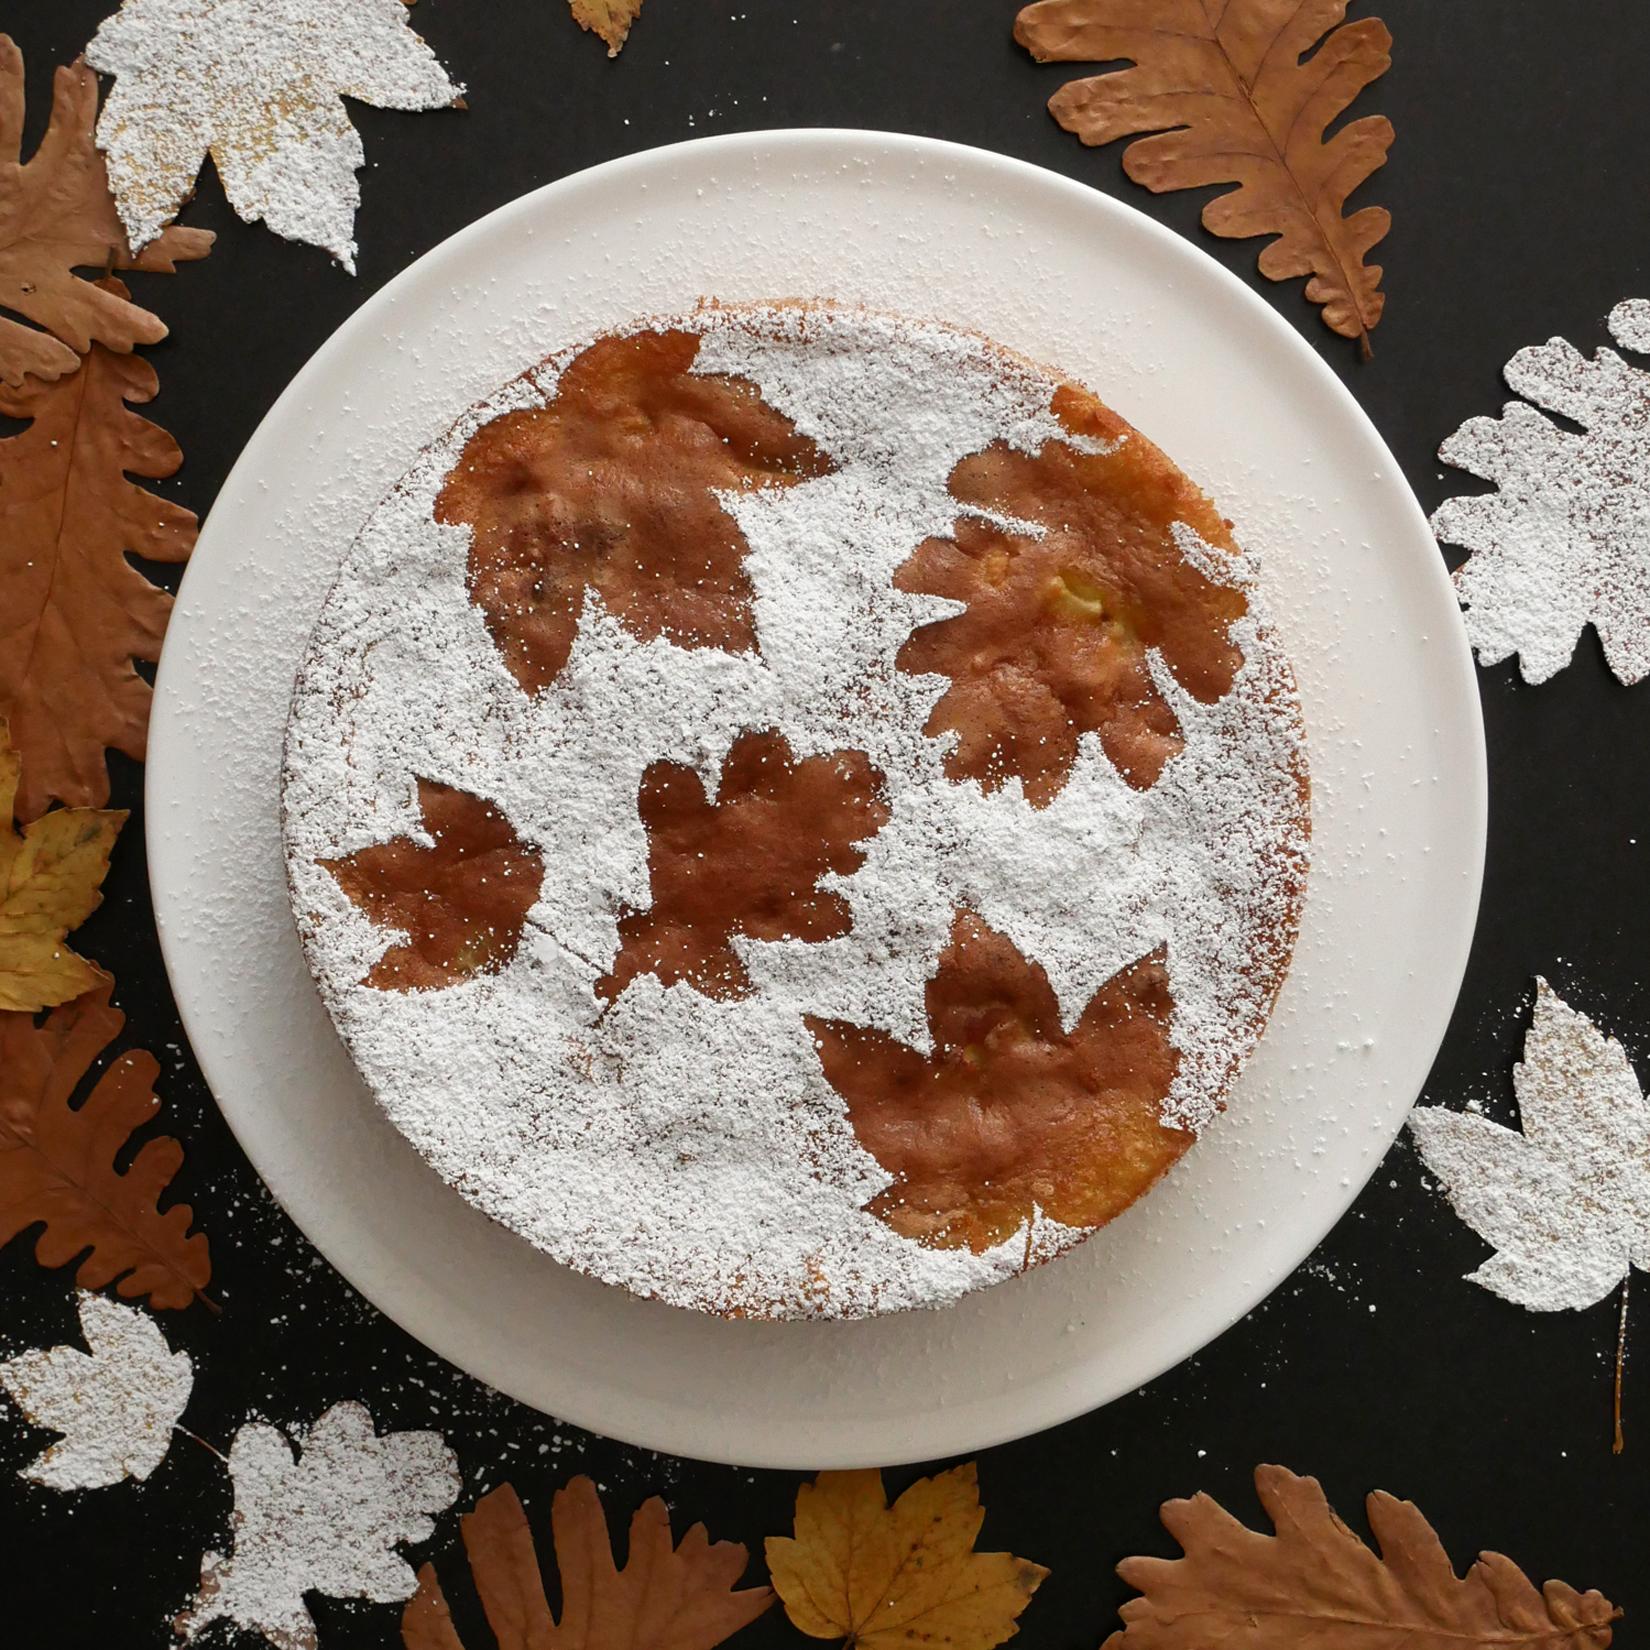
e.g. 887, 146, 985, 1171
807, 911, 1182, 1252
1409, 980, 1650, 1312
0, 38, 212, 389
321, 780, 545, 992
767, 1464, 1046, 1650
0, 978, 210, 1310
1106, 1464, 1619, 1650
403, 1476, 773, 1650
599, 730, 888, 1004
0, 722, 125, 1013
86, 0, 462, 272
436, 329, 833, 696
1435, 301, 1650, 686
0, 1290, 192, 1490
0, 286, 196, 818
896, 388, 1247, 806
570, 0, 646, 56
1014, 0, 1393, 352
179, 1400, 460, 1650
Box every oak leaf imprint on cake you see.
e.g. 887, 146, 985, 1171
0, 40, 212, 388
1435, 301, 1650, 686
897, 396, 1247, 806
178, 1400, 460, 1650
1014, 0, 1393, 352
322, 780, 545, 992
601, 730, 888, 1004
0, 292, 197, 818
807, 910, 1184, 1251
0, 978, 210, 1310
85, 0, 462, 272
767, 1464, 1047, 1650
436, 329, 834, 697
0, 1291, 192, 1490
1105, 1464, 1619, 1650
569, 0, 646, 56
1410, 979, 1650, 1312
402, 1476, 773, 1650
0, 722, 125, 1012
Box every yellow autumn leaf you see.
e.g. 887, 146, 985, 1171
766, 1464, 1047, 1650
569, 0, 644, 56
0, 722, 125, 1011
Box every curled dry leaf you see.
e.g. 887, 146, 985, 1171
570, 0, 646, 56
1014, 0, 1393, 352
766, 1464, 1047, 1650
1106, 1464, 1619, 1650
402, 1476, 773, 1650
0, 36, 212, 388
0, 722, 124, 1013
0, 978, 210, 1310
0, 283, 196, 818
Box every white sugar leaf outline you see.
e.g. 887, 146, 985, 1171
1433, 299, 1650, 687
84, 0, 463, 272
0, 1291, 193, 1490
175, 1398, 461, 1650
1410, 979, 1650, 1312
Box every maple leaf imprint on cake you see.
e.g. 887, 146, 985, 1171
895, 387, 1248, 807
1409, 979, 1650, 1312
321, 780, 544, 992
807, 910, 1186, 1253
1435, 300, 1650, 686
599, 730, 889, 1005
436, 329, 835, 697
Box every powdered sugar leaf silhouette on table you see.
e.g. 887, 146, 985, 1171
176, 1399, 460, 1650
0, 1291, 192, 1490
1409, 979, 1650, 1312
85, 0, 462, 273
1434, 301, 1650, 686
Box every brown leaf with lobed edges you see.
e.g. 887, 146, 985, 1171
0, 721, 125, 1013
0, 281, 197, 818
896, 385, 1247, 807
1106, 1465, 1620, 1650
807, 910, 1185, 1252
0, 39, 212, 387
321, 780, 545, 991
402, 1477, 773, 1650
0, 978, 210, 1309
599, 730, 888, 1005
436, 329, 833, 696
767, 1464, 1046, 1650
570, 0, 646, 56
1015, 0, 1393, 351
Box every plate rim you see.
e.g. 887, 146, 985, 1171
148, 126, 1487, 1467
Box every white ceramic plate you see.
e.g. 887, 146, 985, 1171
148, 130, 1485, 1469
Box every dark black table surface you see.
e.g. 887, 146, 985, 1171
6, 3, 1649, 1645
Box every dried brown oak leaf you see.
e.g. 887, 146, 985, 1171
0, 39, 211, 388
0, 720, 124, 1013
436, 328, 833, 697
322, 780, 545, 992
0, 281, 197, 818
1107, 1465, 1620, 1650
570, 0, 646, 56
767, 1464, 1047, 1650
402, 1476, 773, 1650
1014, 0, 1393, 352
599, 730, 888, 1005
897, 386, 1247, 806
808, 911, 1183, 1252
0, 978, 210, 1309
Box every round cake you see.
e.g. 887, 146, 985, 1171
281, 302, 1310, 1319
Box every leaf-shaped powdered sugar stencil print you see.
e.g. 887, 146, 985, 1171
1435, 301, 1650, 686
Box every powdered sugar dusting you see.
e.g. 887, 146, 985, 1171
282, 305, 1309, 1318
